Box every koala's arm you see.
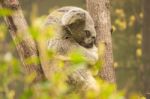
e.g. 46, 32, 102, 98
67, 68, 98, 92
47, 39, 98, 91
64, 43, 99, 91
81, 45, 98, 64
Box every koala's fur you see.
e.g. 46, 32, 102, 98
41, 6, 99, 91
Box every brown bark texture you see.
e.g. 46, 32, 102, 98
142, 0, 150, 98
0, 0, 45, 82
86, 0, 116, 83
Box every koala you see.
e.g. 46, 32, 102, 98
40, 6, 99, 91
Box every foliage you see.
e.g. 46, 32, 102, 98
18, 0, 144, 96
0, 8, 13, 17
0, 8, 123, 99
0, 2, 146, 99
111, 0, 143, 95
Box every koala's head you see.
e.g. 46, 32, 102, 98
60, 7, 96, 48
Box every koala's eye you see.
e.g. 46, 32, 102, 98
65, 36, 69, 39
84, 30, 91, 37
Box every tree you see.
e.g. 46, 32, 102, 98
86, 0, 116, 83
0, 0, 45, 82
141, 0, 150, 98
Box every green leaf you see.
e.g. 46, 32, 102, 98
69, 51, 86, 64
20, 88, 33, 99
0, 8, 13, 16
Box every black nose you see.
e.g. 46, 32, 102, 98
92, 36, 95, 39
92, 36, 96, 44
92, 36, 96, 41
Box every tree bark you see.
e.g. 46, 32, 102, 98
86, 0, 116, 83
0, 0, 45, 82
141, 0, 150, 98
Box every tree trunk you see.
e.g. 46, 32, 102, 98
0, 0, 45, 82
141, 0, 150, 98
86, 0, 116, 83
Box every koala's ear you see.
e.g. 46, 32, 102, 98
61, 10, 86, 29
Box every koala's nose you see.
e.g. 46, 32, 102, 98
91, 36, 96, 44
92, 36, 95, 41
92, 36, 95, 39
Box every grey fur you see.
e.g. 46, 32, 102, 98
42, 6, 99, 91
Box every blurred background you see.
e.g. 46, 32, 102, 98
0, 0, 145, 98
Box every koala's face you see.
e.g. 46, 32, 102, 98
67, 13, 96, 48
45, 6, 97, 48
83, 15, 96, 48
81, 29, 96, 48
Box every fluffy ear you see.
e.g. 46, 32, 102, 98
61, 9, 86, 29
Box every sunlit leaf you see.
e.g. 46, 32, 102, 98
136, 48, 142, 57
20, 88, 33, 99
136, 33, 142, 40
139, 12, 143, 19
115, 8, 125, 18
114, 62, 119, 68
129, 15, 136, 27
69, 51, 86, 64
0, 8, 13, 16
115, 19, 127, 30
7, 90, 15, 99
4, 52, 13, 62
0, 24, 7, 41
25, 73, 36, 84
